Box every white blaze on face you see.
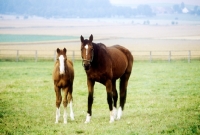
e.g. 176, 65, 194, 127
85, 45, 88, 58
59, 55, 65, 74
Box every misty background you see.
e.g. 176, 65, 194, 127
0, 0, 200, 18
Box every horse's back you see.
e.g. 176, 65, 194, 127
107, 45, 132, 79
112, 45, 133, 72
109, 45, 133, 76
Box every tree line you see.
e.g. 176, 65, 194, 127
0, 0, 200, 18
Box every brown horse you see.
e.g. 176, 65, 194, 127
80, 35, 133, 123
52, 48, 74, 124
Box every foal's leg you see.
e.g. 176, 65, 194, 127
112, 80, 118, 119
55, 85, 62, 123
117, 73, 130, 120
63, 86, 70, 124
67, 85, 74, 121
85, 79, 95, 123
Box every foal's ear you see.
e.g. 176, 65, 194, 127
57, 48, 60, 53
89, 34, 93, 43
63, 48, 67, 54
80, 35, 84, 43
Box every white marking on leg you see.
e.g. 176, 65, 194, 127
63, 107, 67, 124
109, 110, 115, 123
55, 108, 60, 123
59, 55, 65, 74
85, 113, 91, 123
70, 101, 74, 120
113, 107, 117, 120
117, 107, 122, 120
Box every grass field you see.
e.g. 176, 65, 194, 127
0, 61, 200, 134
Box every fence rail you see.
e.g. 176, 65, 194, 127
0, 49, 200, 62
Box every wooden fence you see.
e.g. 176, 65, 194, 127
0, 49, 200, 62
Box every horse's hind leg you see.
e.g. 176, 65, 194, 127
112, 80, 118, 119
118, 73, 130, 120
55, 85, 62, 123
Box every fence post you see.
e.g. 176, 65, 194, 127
35, 50, 38, 62
149, 51, 152, 62
54, 50, 56, 62
16, 50, 19, 62
168, 51, 171, 63
72, 50, 75, 63
188, 50, 191, 63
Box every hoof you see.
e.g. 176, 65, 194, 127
117, 107, 122, 120
109, 119, 114, 123
85, 113, 91, 123
70, 114, 75, 121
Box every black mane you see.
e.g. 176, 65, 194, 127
91, 42, 109, 68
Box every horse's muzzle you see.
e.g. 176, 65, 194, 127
83, 64, 91, 70
82, 59, 91, 70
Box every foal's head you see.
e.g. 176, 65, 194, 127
80, 34, 94, 70
56, 48, 67, 74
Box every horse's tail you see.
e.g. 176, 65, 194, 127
113, 45, 133, 111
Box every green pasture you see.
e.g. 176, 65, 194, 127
0, 61, 200, 135
0, 34, 77, 43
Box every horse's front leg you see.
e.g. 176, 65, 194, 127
106, 80, 114, 123
67, 85, 75, 121
54, 85, 62, 123
63, 87, 69, 124
85, 79, 95, 123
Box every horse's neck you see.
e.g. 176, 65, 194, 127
92, 43, 109, 67
64, 61, 69, 72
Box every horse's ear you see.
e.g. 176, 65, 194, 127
89, 34, 93, 43
63, 48, 67, 54
80, 35, 84, 43
57, 48, 60, 54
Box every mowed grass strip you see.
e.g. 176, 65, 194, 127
0, 61, 200, 135
0, 34, 77, 43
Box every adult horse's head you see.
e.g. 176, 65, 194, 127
80, 34, 94, 70
56, 48, 67, 74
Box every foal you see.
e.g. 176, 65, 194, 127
52, 48, 74, 124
